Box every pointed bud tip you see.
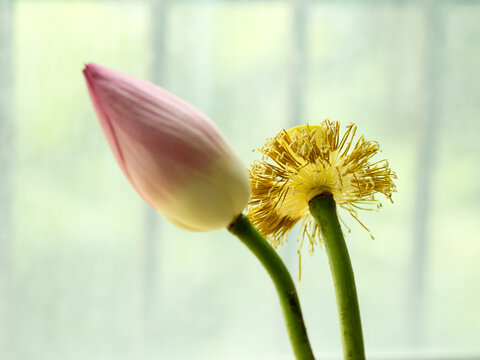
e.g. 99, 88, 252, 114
83, 63, 111, 81
82, 63, 93, 76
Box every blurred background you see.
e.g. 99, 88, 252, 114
1, 0, 479, 359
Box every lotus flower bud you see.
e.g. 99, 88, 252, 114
83, 63, 250, 231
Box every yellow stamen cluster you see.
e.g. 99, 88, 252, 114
247, 120, 397, 253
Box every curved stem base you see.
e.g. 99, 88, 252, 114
229, 214, 315, 360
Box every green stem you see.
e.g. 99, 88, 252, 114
228, 214, 315, 360
309, 195, 365, 360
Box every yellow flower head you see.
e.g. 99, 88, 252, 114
247, 120, 397, 253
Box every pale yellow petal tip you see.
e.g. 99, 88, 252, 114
247, 120, 397, 252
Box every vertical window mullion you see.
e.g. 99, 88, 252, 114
0, 0, 13, 355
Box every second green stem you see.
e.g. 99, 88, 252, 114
309, 195, 365, 360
